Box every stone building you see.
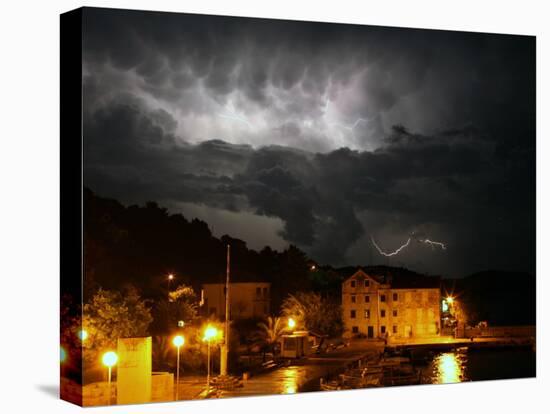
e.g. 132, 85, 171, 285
342, 269, 441, 339
202, 282, 270, 320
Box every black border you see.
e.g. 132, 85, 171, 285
60, 7, 83, 406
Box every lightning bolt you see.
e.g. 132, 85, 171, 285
419, 239, 446, 250
371, 235, 447, 257
324, 98, 369, 140
218, 113, 253, 128
371, 236, 411, 257
329, 118, 369, 132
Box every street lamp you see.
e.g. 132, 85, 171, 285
203, 326, 219, 390
446, 296, 454, 304
102, 351, 118, 405
78, 329, 88, 341
167, 273, 175, 292
172, 335, 185, 400
288, 318, 296, 330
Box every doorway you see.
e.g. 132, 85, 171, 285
367, 326, 374, 338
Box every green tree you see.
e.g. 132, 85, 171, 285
82, 286, 152, 366
281, 292, 343, 337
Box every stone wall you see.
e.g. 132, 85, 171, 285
463, 325, 536, 338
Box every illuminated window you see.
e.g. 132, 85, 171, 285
365, 295, 370, 303
380, 294, 386, 302
351, 295, 356, 303
381, 309, 386, 318
364, 309, 370, 319
350, 310, 356, 319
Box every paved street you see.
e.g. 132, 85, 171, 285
219, 341, 381, 398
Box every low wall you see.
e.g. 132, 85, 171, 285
83, 381, 114, 407
82, 372, 174, 406
152, 372, 174, 402
464, 325, 536, 338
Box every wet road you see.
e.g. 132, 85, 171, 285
220, 343, 380, 398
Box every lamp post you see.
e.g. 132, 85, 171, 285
172, 335, 185, 400
102, 351, 118, 405
168, 273, 174, 292
203, 326, 218, 390
220, 244, 230, 377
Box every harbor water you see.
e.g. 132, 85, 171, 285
423, 347, 536, 384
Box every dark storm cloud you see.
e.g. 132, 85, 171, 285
82, 7, 535, 276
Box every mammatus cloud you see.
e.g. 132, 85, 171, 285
82, 8, 535, 276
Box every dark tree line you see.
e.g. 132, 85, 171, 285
77, 189, 535, 328
82, 188, 314, 310
442, 270, 536, 326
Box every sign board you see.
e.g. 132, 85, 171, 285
116, 337, 152, 404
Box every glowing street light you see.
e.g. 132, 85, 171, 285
102, 351, 118, 405
78, 329, 88, 341
172, 335, 185, 400
203, 326, 219, 390
446, 296, 454, 304
60, 346, 68, 378
167, 273, 175, 293
288, 318, 296, 330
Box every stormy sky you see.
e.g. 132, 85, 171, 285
82, 7, 535, 277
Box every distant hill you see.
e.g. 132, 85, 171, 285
77, 189, 535, 325
81, 188, 313, 309
442, 270, 535, 326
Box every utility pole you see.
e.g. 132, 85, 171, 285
220, 244, 230, 376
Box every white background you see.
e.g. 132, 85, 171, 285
0, 0, 548, 412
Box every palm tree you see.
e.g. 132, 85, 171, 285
255, 316, 288, 358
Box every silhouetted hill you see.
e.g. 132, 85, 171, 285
442, 270, 535, 326
78, 189, 535, 325
82, 188, 312, 309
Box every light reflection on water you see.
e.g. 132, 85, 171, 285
432, 351, 467, 384
282, 366, 299, 394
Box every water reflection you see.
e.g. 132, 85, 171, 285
432, 352, 467, 384
281, 366, 299, 394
